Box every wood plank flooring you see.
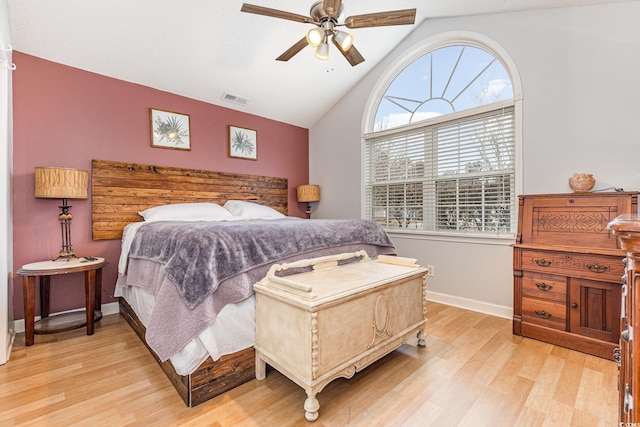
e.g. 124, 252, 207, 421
0, 302, 618, 426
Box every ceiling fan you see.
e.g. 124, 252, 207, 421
240, 1, 416, 66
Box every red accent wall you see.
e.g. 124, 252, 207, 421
12, 52, 310, 320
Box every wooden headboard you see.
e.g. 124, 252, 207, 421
91, 159, 288, 240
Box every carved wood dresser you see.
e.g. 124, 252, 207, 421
513, 192, 637, 359
608, 215, 640, 423
253, 251, 428, 422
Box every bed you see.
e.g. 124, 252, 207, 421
91, 159, 396, 406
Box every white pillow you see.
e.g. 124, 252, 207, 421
139, 203, 233, 222
223, 200, 285, 219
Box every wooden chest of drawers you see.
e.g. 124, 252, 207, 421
608, 215, 640, 423
513, 192, 637, 359
253, 251, 427, 422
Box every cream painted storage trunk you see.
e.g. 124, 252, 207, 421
253, 251, 428, 422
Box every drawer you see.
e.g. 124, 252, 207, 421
522, 297, 566, 331
521, 249, 624, 282
522, 273, 566, 303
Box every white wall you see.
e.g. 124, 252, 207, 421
0, 0, 8, 41
309, 2, 640, 317
0, 0, 15, 363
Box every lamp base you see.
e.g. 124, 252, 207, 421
306, 204, 312, 219
55, 198, 76, 261
53, 253, 77, 262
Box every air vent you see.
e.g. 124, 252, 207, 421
222, 92, 249, 106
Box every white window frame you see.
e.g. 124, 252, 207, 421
361, 31, 523, 242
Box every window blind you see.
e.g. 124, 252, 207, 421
364, 105, 515, 235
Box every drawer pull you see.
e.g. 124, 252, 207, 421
625, 383, 633, 413
586, 264, 608, 273
614, 348, 621, 368
535, 282, 552, 292
534, 258, 552, 267
534, 310, 552, 319
622, 328, 630, 342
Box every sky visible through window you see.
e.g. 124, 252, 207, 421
374, 46, 514, 131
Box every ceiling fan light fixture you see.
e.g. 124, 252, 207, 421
315, 42, 329, 60
333, 30, 354, 51
240, 2, 417, 67
306, 27, 323, 47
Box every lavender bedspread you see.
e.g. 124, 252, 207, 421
128, 218, 394, 309
121, 218, 396, 361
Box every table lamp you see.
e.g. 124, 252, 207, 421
296, 184, 320, 219
34, 166, 89, 260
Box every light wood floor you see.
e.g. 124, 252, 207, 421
0, 302, 618, 426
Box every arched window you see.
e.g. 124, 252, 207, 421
363, 33, 521, 237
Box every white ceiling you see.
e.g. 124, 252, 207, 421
6, 0, 629, 128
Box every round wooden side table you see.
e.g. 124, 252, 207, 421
17, 257, 106, 346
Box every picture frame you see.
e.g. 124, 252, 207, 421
229, 125, 257, 160
150, 108, 191, 150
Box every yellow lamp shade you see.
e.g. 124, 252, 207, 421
297, 185, 320, 203
35, 167, 88, 199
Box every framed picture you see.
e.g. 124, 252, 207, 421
229, 125, 257, 160
150, 108, 191, 150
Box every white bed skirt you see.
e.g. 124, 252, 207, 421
116, 281, 255, 375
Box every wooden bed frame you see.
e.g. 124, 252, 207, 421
91, 159, 288, 240
91, 159, 288, 406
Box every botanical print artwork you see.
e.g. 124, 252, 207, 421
154, 115, 188, 145
150, 109, 191, 150
232, 129, 253, 155
229, 125, 257, 160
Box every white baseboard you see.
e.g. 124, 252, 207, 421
1, 331, 15, 365
14, 301, 120, 334
14, 297, 510, 333
427, 291, 513, 320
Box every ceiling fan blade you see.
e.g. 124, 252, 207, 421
276, 37, 309, 62
332, 37, 364, 66
241, 3, 312, 24
323, 0, 342, 19
345, 9, 416, 29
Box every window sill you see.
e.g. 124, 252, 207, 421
385, 228, 516, 246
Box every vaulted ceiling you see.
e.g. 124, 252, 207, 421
6, 0, 630, 128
